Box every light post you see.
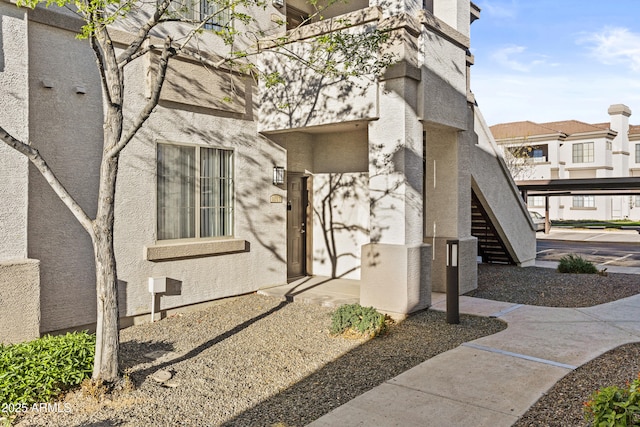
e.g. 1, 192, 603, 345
446, 239, 459, 324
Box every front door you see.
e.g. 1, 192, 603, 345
287, 174, 307, 280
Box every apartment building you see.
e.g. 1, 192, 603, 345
0, 0, 535, 343
491, 104, 640, 221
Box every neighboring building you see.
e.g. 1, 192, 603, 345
491, 105, 640, 221
0, 0, 535, 344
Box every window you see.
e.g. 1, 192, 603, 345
606, 141, 612, 151
507, 144, 547, 162
528, 196, 545, 208
164, 0, 232, 29
286, 5, 310, 30
572, 142, 594, 163
157, 143, 234, 240
572, 196, 595, 208
201, 0, 232, 29
636, 144, 640, 163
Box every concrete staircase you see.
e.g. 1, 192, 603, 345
472, 191, 514, 264
470, 108, 536, 267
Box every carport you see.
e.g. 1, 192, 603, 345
517, 177, 640, 233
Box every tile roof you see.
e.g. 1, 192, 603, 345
537, 120, 607, 135
489, 121, 562, 140
491, 119, 639, 140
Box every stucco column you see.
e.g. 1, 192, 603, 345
0, 7, 29, 261
0, 8, 41, 343
360, 76, 431, 317
424, 108, 477, 294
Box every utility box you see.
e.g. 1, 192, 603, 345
148, 277, 167, 294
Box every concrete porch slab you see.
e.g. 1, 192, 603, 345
257, 276, 359, 308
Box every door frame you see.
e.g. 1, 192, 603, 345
287, 173, 310, 281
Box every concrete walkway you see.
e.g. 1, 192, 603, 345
310, 228, 640, 427
261, 229, 640, 425
309, 292, 640, 426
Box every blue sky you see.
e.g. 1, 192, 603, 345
470, 0, 640, 126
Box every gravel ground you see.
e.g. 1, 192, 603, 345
14, 264, 640, 426
15, 294, 504, 426
469, 264, 640, 307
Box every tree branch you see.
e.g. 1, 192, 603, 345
90, 33, 114, 107
106, 36, 175, 159
117, 0, 172, 66
0, 126, 94, 235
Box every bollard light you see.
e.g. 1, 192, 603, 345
446, 240, 460, 324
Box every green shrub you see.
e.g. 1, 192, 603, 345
557, 254, 598, 274
330, 304, 387, 338
584, 373, 640, 426
0, 331, 95, 415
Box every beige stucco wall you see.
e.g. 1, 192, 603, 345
0, 8, 288, 334
257, 14, 381, 133
312, 172, 369, 279
0, 259, 40, 344
0, 5, 29, 260
27, 20, 103, 332
419, 28, 467, 130
115, 106, 287, 320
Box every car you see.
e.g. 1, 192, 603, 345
529, 211, 550, 231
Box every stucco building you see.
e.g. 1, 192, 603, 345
0, 0, 535, 343
491, 105, 640, 221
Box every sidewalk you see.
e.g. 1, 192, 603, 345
304, 229, 640, 425
309, 292, 640, 426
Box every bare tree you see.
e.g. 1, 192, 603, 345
499, 138, 539, 181
0, 0, 394, 384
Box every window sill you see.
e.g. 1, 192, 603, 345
570, 207, 597, 211
145, 238, 248, 261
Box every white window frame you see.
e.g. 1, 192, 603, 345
164, 0, 232, 29
572, 142, 594, 163
156, 142, 234, 241
572, 195, 595, 208
201, 0, 232, 29
527, 196, 545, 208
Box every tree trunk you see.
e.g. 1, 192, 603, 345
91, 226, 120, 382
91, 154, 120, 382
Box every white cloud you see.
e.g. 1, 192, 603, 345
491, 45, 548, 72
580, 27, 640, 72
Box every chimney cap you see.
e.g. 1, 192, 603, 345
608, 104, 632, 117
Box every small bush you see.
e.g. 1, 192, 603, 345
557, 254, 598, 274
330, 304, 387, 338
584, 373, 640, 426
0, 331, 95, 415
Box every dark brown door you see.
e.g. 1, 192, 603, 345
287, 174, 307, 279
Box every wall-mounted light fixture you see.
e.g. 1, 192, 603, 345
273, 166, 285, 185
272, 0, 284, 7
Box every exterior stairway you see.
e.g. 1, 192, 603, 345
472, 191, 514, 264
470, 107, 537, 267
